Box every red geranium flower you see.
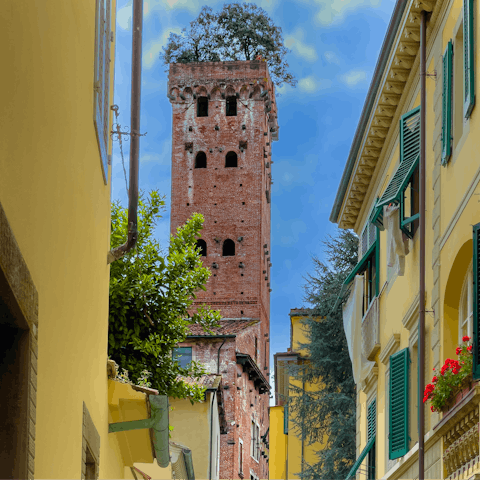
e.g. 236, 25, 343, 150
463, 336, 471, 342
467, 345, 473, 352
456, 346, 462, 355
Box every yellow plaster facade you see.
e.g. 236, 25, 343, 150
270, 311, 326, 479
0, 1, 170, 478
332, 0, 480, 478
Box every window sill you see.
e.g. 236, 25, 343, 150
250, 455, 259, 463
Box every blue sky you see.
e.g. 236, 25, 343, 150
111, 0, 396, 400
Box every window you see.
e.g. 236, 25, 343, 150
195, 151, 207, 168
255, 336, 258, 363
225, 151, 238, 168
399, 108, 420, 239
343, 214, 379, 316
196, 239, 207, 257
389, 348, 409, 459
459, 261, 473, 343
197, 96, 208, 117
463, 0, 475, 119
283, 405, 288, 435
173, 347, 192, 368
239, 439, 243, 475
222, 239, 235, 256
251, 421, 260, 461
442, 40, 453, 165
94, 0, 112, 184
226, 96, 237, 116
367, 399, 376, 480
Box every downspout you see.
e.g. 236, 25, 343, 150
107, 0, 143, 264
301, 378, 305, 477
418, 10, 427, 480
208, 390, 217, 480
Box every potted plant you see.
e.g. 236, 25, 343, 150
423, 336, 474, 413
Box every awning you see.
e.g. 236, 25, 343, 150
370, 153, 419, 230
345, 434, 375, 480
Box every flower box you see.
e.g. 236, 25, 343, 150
441, 374, 473, 413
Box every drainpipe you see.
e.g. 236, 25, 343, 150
107, 0, 143, 264
208, 390, 217, 480
418, 10, 427, 480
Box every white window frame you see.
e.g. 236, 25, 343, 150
238, 438, 243, 476
459, 260, 474, 343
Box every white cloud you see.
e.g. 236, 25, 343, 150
284, 28, 318, 62
324, 51, 340, 65
140, 140, 172, 165
310, 0, 382, 26
340, 69, 368, 87
143, 27, 182, 70
117, 1, 133, 30
298, 75, 331, 93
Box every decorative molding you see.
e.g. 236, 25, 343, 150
379, 333, 401, 365
402, 294, 420, 331
360, 365, 378, 394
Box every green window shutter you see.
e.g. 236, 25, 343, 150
389, 348, 409, 459
283, 406, 288, 435
94, 0, 111, 184
367, 399, 376, 440
345, 435, 376, 480
400, 107, 421, 164
442, 41, 453, 165
464, 0, 475, 119
473, 223, 480, 378
370, 154, 419, 230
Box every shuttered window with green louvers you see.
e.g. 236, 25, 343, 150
442, 41, 453, 165
399, 108, 420, 239
94, 0, 112, 185
473, 223, 480, 378
283, 406, 288, 435
367, 399, 376, 480
464, 0, 475, 119
389, 348, 409, 459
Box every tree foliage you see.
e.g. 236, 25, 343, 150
161, 3, 297, 88
108, 190, 221, 403
288, 229, 359, 479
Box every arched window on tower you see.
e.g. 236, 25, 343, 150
195, 151, 207, 168
197, 96, 208, 117
225, 151, 238, 168
222, 239, 235, 256
196, 239, 207, 256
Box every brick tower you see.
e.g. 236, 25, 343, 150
168, 60, 278, 480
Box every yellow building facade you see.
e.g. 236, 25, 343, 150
0, 1, 175, 478
331, 0, 480, 478
270, 310, 326, 480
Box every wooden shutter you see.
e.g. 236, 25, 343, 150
361, 220, 377, 258
367, 399, 376, 440
442, 41, 453, 165
389, 348, 409, 459
345, 435, 376, 480
464, 0, 475, 119
400, 107, 421, 164
283, 406, 288, 435
94, 0, 111, 184
473, 223, 480, 378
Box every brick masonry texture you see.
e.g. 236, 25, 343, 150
168, 60, 278, 480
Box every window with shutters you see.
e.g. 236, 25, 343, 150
463, 0, 475, 119
367, 399, 376, 480
283, 406, 288, 435
442, 41, 453, 165
473, 223, 480, 379
343, 210, 379, 316
94, 0, 111, 185
399, 108, 420, 239
389, 348, 409, 459
459, 260, 473, 343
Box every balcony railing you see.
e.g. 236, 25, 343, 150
361, 297, 380, 361
433, 383, 480, 480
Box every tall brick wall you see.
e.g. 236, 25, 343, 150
168, 60, 277, 479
